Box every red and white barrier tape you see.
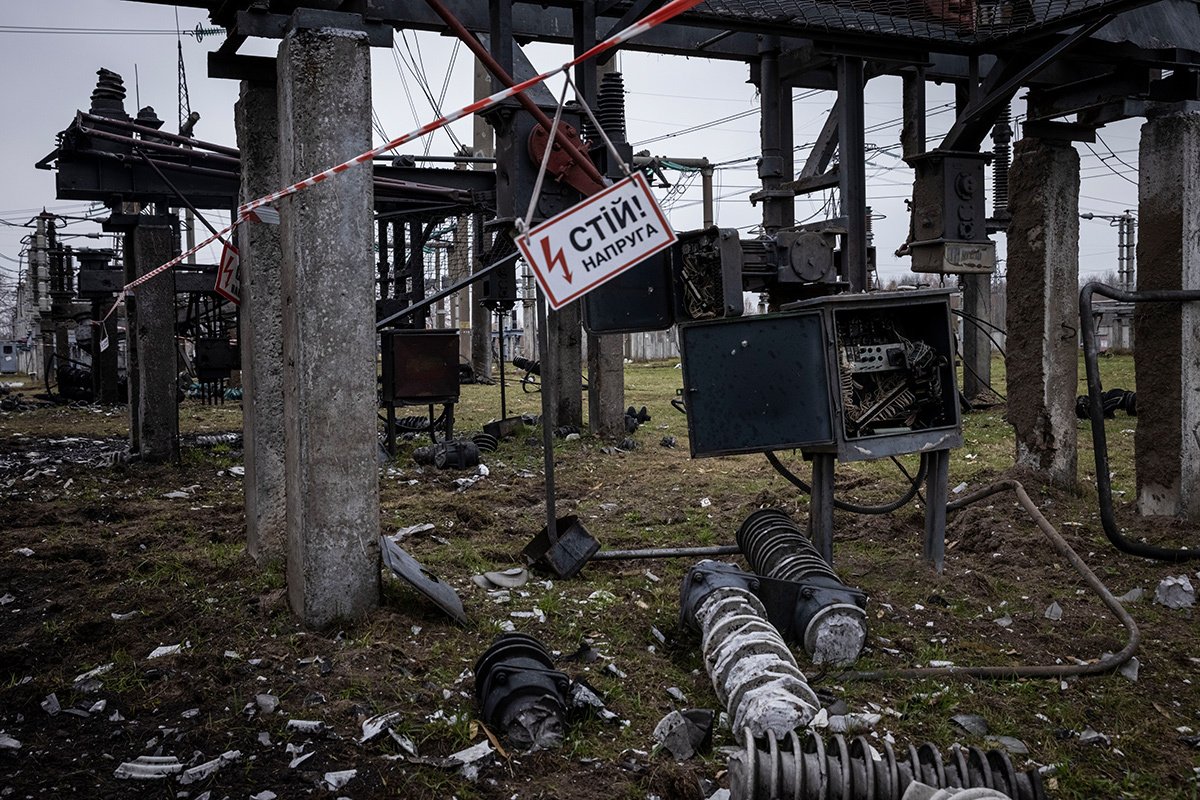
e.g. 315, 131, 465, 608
238, 0, 704, 216
101, 0, 704, 320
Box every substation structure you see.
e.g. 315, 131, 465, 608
33, 0, 1200, 633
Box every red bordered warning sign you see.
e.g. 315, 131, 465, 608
517, 172, 675, 310
214, 241, 241, 305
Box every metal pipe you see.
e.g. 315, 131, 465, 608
78, 111, 241, 156
590, 544, 740, 560
76, 124, 241, 167
842, 478, 1140, 681
423, 0, 607, 193
1080, 281, 1200, 561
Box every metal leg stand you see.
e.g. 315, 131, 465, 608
536, 289, 557, 544
923, 448, 950, 572
385, 401, 396, 456
808, 452, 836, 565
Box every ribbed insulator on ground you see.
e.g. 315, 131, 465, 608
397, 415, 431, 432
596, 71, 627, 143
737, 509, 869, 666
472, 433, 499, 453
695, 586, 820, 739
728, 728, 1045, 800
513, 356, 541, 376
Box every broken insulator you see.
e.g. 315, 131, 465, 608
681, 564, 821, 739
554, 425, 581, 439
474, 633, 570, 751
512, 356, 541, 376
472, 432, 499, 453
737, 508, 869, 667
727, 727, 1045, 800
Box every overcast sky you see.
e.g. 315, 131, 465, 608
0, 1, 1142, 312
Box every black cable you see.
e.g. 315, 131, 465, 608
958, 357, 1006, 402
765, 450, 927, 515
953, 310, 1007, 357
1080, 281, 1200, 562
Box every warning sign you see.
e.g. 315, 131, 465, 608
517, 172, 675, 310
214, 240, 240, 305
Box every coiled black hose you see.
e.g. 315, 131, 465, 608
1079, 281, 1200, 562
765, 451, 928, 515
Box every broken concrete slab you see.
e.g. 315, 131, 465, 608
1154, 575, 1195, 609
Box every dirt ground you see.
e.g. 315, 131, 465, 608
2, 359, 1199, 799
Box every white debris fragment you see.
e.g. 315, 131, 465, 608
0, 593, 15, 606
288, 750, 315, 769
88, 700, 107, 714
389, 729, 418, 756
111, 611, 139, 621
113, 755, 183, 780
360, 710, 404, 743
1154, 575, 1195, 609
448, 740, 493, 782
162, 491, 190, 499
1117, 587, 1144, 603
1078, 727, 1111, 746
181, 708, 200, 719
250, 791, 277, 800
285, 719, 326, 734
73, 663, 114, 685
257, 731, 272, 747
0, 732, 20, 751
993, 615, 1013, 628
11, 548, 33, 557
322, 769, 357, 790
227, 466, 245, 477
179, 750, 241, 785
147, 644, 183, 659
929, 660, 955, 668
393, 522, 435, 542
699, 497, 712, 508
255, 694, 279, 714
952, 482, 968, 494
1044, 601, 1063, 621
41, 693, 60, 716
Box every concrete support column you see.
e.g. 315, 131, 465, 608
236, 79, 286, 566
961, 273, 993, 403
1005, 137, 1079, 486
131, 220, 179, 463
587, 333, 625, 437
122, 230, 140, 453
1134, 110, 1200, 519
278, 24, 379, 626
549, 303, 583, 428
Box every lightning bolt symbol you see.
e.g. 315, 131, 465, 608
539, 236, 573, 284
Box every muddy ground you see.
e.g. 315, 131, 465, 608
1, 360, 1199, 799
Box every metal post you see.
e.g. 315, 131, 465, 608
758, 37, 785, 234
808, 453, 835, 565
838, 56, 868, 291
701, 164, 715, 228
536, 287, 558, 543
497, 308, 508, 418
923, 449, 950, 572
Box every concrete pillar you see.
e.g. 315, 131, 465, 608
236, 79, 287, 566
1005, 137, 1079, 486
277, 24, 379, 627
961, 273, 993, 403
587, 333, 625, 437
131, 220, 179, 463
123, 230, 140, 453
1134, 110, 1200, 519
549, 303, 583, 428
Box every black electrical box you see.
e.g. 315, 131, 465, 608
381, 330, 461, 404
679, 310, 834, 457
194, 338, 240, 382
583, 248, 675, 334
672, 227, 745, 322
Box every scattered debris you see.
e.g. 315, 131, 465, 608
1078, 727, 1111, 746
950, 713, 989, 736
0, 593, 14, 606
570, 680, 621, 722
255, 694, 279, 714
288, 748, 314, 769
322, 769, 357, 790
11, 548, 33, 557
826, 712, 881, 734
993, 615, 1013, 627
652, 709, 714, 761
660, 435, 677, 448
1043, 601, 1063, 621
1102, 652, 1141, 682
1154, 575, 1195, 609
285, 719, 326, 735
147, 643, 183, 659
666, 687, 688, 704
113, 755, 183, 780
360, 710, 404, 744
179, 750, 241, 785
1117, 587, 1145, 603
0, 732, 21, 751
472, 567, 530, 590
111, 611, 139, 621
393, 522, 435, 542
73, 663, 113, 685
40, 693, 60, 716
250, 791, 277, 800
985, 735, 1029, 755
